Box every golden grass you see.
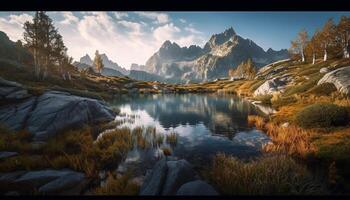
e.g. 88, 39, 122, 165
247, 115, 266, 130
95, 128, 133, 169
0, 124, 34, 153
161, 146, 172, 157
154, 133, 164, 147
165, 132, 178, 147
263, 123, 316, 158
248, 115, 315, 158
207, 153, 324, 195
94, 172, 139, 195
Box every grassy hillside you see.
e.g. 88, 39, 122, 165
187, 57, 350, 193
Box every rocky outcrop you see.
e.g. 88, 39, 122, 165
318, 66, 350, 95
0, 77, 30, 100
0, 78, 115, 141
254, 74, 293, 96
140, 158, 218, 196
176, 180, 219, 196
0, 151, 18, 160
0, 169, 87, 195
320, 67, 330, 73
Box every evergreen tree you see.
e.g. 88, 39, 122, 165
23, 11, 66, 79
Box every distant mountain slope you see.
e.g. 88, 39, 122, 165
79, 53, 129, 75
0, 30, 33, 64
128, 70, 165, 82
143, 27, 289, 83
73, 61, 124, 77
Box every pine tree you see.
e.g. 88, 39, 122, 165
24, 12, 40, 78
93, 50, 104, 74
23, 11, 65, 79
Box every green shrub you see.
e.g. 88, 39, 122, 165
207, 153, 325, 195
295, 103, 349, 128
307, 83, 337, 96
284, 74, 323, 96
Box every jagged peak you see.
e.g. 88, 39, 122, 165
223, 27, 236, 36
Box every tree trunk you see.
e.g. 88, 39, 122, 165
34, 48, 40, 79
345, 43, 350, 58
324, 49, 328, 61
301, 51, 305, 62
312, 53, 316, 65
67, 72, 71, 80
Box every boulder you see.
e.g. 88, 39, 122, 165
318, 66, 350, 96
0, 151, 18, 160
38, 173, 86, 195
254, 77, 287, 96
0, 77, 29, 100
281, 122, 290, 128
176, 180, 219, 196
0, 81, 115, 141
320, 67, 330, 73
139, 158, 168, 195
1, 169, 86, 195
140, 158, 205, 196
14, 170, 75, 188
161, 159, 197, 195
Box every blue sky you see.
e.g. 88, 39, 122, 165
0, 12, 349, 68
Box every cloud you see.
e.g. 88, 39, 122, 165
135, 12, 169, 24
114, 12, 128, 19
0, 12, 206, 69
153, 23, 180, 43
153, 23, 206, 48
179, 18, 186, 23
185, 26, 202, 34
0, 13, 33, 41
117, 20, 143, 36
59, 12, 79, 25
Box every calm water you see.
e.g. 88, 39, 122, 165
106, 94, 271, 175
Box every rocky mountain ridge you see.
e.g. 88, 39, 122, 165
143, 27, 289, 83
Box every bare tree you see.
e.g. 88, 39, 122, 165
290, 29, 309, 62
93, 50, 104, 74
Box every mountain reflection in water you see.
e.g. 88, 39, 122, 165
108, 94, 271, 174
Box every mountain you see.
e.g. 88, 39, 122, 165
79, 54, 93, 66
128, 70, 165, 82
79, 53, 129, 75
143, 27, 289, 83
130, 63, 147, 71
0, 30, 33, 64
73, 61, 124, 77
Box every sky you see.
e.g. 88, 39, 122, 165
0, 11, 349, 69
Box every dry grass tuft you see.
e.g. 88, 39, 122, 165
94, 172, 139, 195
207, 153, 325, 195
247, 115, 266, 130
263, 123, 316, 158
